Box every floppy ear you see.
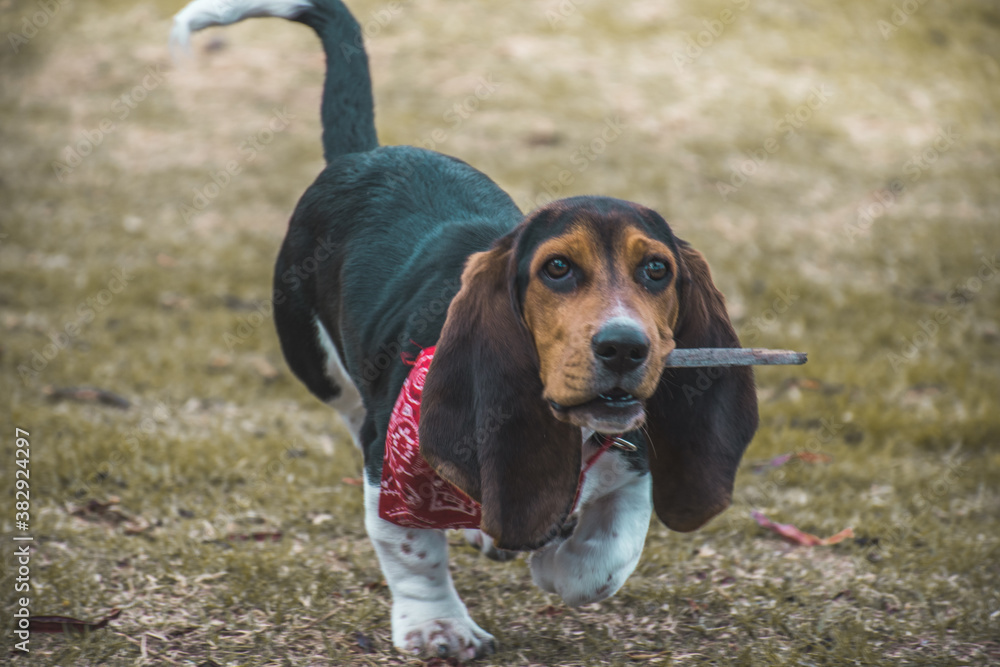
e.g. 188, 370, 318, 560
419, 236, 581, 551
645, 242, 759, 532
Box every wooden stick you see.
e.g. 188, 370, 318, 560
664, 348, 807, 368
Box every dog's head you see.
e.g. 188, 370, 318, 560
420, 196, 758, 550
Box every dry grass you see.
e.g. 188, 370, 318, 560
2, 0, 999, 664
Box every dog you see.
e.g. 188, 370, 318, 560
172, 0, 758, 659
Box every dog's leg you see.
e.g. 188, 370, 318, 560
363, 481, 495, 659
313, 316, 366, 449
463, 529, 518, 562
529, 453, 652, 607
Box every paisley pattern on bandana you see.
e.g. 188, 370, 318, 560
379, 347, 483, 529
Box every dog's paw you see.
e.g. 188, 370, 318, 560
463, 528, 518, 562
392, 603, 496, 660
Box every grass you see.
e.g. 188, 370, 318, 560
1, 0, 999, 664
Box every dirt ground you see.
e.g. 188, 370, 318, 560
2, 0, 999, 665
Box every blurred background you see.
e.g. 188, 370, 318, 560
2, 0, 998, 664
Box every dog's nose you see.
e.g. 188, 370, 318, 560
592, 321, 650, 374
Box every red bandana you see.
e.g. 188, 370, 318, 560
378, 347, 612, 530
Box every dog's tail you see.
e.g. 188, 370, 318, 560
171, 0, 378, 162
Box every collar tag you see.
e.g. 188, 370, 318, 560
610, 436, 637, 452
587, 433, 638, 452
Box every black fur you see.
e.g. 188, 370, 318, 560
292, 0, 378, 160
274, 147, 523, 482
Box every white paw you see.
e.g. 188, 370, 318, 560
463, 528, 518, 562
392, 602, 496, 660
529, 533, 637, 607
528, 537, 565, 596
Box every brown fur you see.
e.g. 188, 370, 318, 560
419, 237, 582, 550
522, 223, 681, 408
644, 245, 759, 531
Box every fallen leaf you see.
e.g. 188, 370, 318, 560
310, 513, 334, 526
167, 626, 199, 639
226, 531, 283, 542
43, 385, 130, 409
208, 354, 233, 368
764, 453, 793, 468
795, 451, 834, 464
751, 510, 854, 546
222, 295, 260, 310
29, 608, 121, 633
752, 451, 832, 471
248, 355, 279, 380
353, 631, 375, 653
770, 377, 844, 400
525, 130, 562, 146
159, 292, 192, 310
626, 649, 671, 660
68, 497, 129, 524
123, 516, 153, 535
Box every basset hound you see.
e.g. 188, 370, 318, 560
172, 0, 759, 660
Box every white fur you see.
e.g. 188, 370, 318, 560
313, 315, 366, 449
463, 528, 516, 561
364, 482, 495, 659
529, 438, 652, 607
364, 429, 649, 659
171, 0, 313, 55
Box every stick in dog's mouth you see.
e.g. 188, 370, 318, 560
663, 348, 807, 367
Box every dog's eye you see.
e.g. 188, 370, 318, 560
543, 257, 571, 280
643, 260, 669, 281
